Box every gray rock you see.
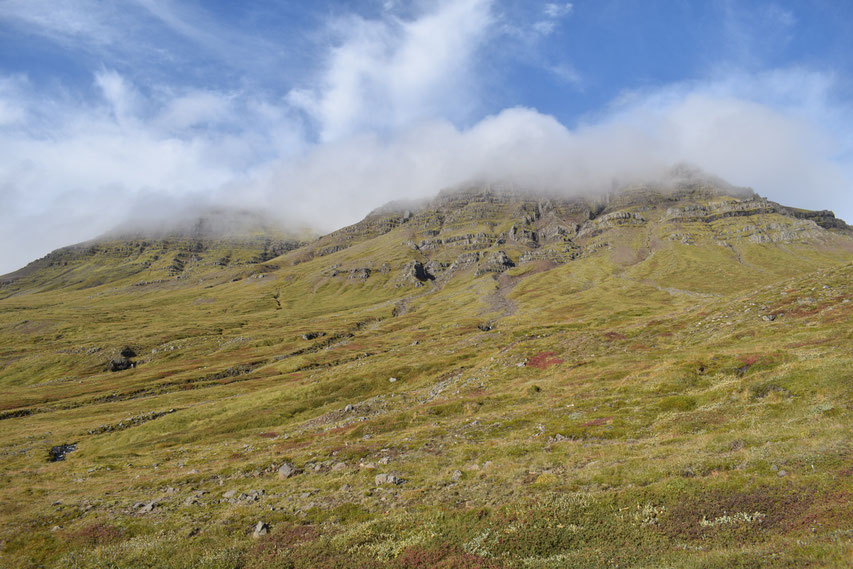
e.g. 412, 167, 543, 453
451, 470, 462, 482
278, 462, 302, 479
252, 521, 269, 538
222, 490, 237, 499
344, 404, 354, 412
375, 473, 405, 485
137, 501, 157, 514
388, 377, 398, 383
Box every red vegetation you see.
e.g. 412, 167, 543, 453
258, 432, 278, 439
527, 352, 564, 369
248, 524, 321, 568
738, 354, 761, 366
603, 331, 627, 341
65, 522, 122, 546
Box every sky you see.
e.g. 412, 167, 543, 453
1, 0, 852, 273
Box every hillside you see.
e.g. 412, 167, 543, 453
0, 180, 851, 569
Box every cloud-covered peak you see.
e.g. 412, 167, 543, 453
0, 1, 852, 274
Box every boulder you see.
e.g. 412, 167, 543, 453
252, 521, 269, 538
108, 357, 134, 372
374, 473, 405, 486
278, 461, 302, 479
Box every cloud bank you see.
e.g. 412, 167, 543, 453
0, 0, 851, 274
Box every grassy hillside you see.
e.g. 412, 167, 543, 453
0, 186, 851, 568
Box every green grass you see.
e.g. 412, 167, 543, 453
0, 188, 851, 568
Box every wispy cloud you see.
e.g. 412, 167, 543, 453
0, 0, 125, 47
534, 2, 573, 36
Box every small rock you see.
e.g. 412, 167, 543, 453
378, 457, 390, 465
48, 443, 77, 462
252, 521, 269, 538
137, 501, 157, 514
222, 490, 237, 499
332, 462, 347, 472
388, 377, 398, 383
761, 315, 776, 322
451, 470, 462, 482
344, 404, 354, 412
778, 470, 788, 477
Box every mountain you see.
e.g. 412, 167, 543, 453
0, 208, 312, 296
0, 176, 851, 569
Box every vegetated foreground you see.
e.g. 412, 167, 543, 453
0, 181, 852, 568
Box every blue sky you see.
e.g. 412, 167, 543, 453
1, 0, 852, 272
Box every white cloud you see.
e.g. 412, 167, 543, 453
287, 0, 494, 142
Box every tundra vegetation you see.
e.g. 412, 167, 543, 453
0, 182, 851, 568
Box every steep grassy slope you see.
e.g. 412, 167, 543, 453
0, 185, 851, 568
